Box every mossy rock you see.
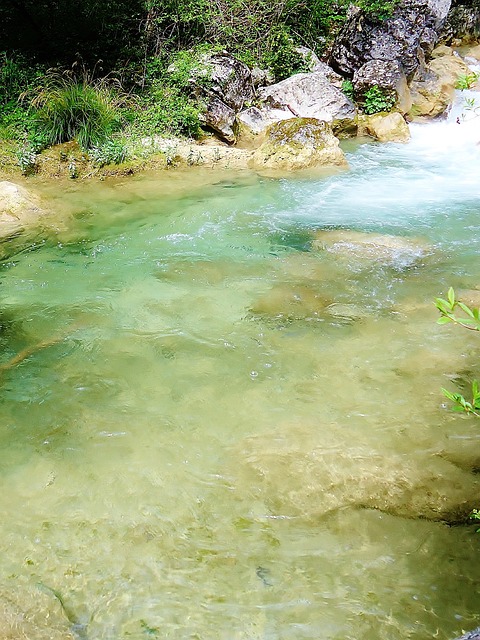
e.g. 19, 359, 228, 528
249, 118, 348, 171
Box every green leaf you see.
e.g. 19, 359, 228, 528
435, 297, 449, 310
458, 318, 480, 327
448, 287, 456, 307
442, 388, 458, 402
458, 302, 475, 318
436, 316, 452, 325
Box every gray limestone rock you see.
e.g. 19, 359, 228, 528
259, 72, 356, 124
330, 0, 453, 79
353, 59, 412, 114
181, 51, 254, 142
441, 3, 480, 42
453, 629, 480, 640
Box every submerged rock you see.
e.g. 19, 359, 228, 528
357, 112, 411, 142
250, 118, 348, 172
456, 288, 480, 309
250, 283, 332, 320
0, 588, 75, 640
312, 230, 431, 267
231, 424, 480, 522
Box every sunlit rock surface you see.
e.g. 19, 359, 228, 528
409, 50, 471, 118
0, 181, 44, 238
250, 118, 348, 172
357, 112, 411, 143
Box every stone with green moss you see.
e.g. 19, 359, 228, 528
250, 118, 347, 172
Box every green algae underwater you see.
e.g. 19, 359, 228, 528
0, 111, 480, 639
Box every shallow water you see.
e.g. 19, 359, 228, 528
1, 95, 480, 639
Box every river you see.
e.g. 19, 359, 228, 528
0, 88, 479, 639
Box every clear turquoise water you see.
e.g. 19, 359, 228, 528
0, 106, 480, 639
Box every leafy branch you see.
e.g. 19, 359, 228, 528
435, 287, 480, 417
435, 287, 480, 332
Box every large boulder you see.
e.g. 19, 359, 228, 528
258, 72, 356, 126
236, 68, 357, 147
186, 52, 254, 142
408, 49, 471, 118
441, 3, 480, 43
330, 0, 453, 80
235, 106, 293, 148
249, 118, 348, 172
0, 181, 45, 239
357, 112, 411, 142
295, 47, 344, 86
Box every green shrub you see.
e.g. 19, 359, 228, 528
262, 26, 308, 81
29, 72, 122, 149
358, 0, 399, 20
363, 85, 396, 114
132, 83, 202, 138
0, 53, 41, 108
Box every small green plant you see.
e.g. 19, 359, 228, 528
460, 96, 480, 121
358, 0, 399, 20
435, 287, 480, 416
442, 382, 480, 417
470, 509, 480, 532
89, 138, 128, 166
363, 85, 396, 114
456, 72, 480, 91
342, 80, 354, 101
16, 147, 37, 175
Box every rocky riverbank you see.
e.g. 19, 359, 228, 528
1, 1, 478, 181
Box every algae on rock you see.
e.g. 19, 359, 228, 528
250, 118, 348, 172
